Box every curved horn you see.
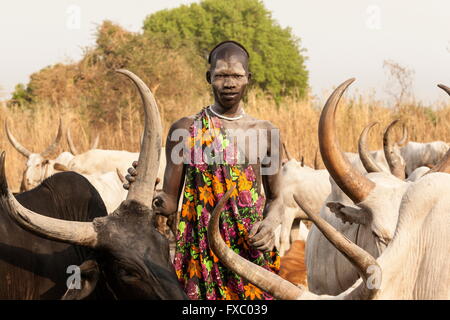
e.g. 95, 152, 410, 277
207, 185, 379, 300
0, 152, 98, 247
54, 163, 70, 172
426, 150, 450, 174
5, 119, 32, 158
319, 79, 375, 203
117, 69, 162, 207
383, 120, 406, 179
426, 85, 450, 174
314, 148, 320, 170
90, 134, 100, 150
66, 127, 79, 155
293, 196, 379, 299
438, 84, 450, 96
358, 122, 383, 173
397, 125, 408, 147
41, 117, 63, 158
207, 186, 307, 300
282, 142, 292, 161
116, 168, 127, 184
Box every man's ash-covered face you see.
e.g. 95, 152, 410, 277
207, 44, 251, 109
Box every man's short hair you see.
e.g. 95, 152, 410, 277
208, 40, 250, 64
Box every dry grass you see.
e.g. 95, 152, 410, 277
1, 91, 449, 192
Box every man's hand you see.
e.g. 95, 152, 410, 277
248, 217, 279, 252
123, 161, 160, 190
123, 161, 138, 190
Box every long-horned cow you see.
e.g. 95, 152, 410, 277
275, 120, 406, 256
305, 80, 443, 295
5, 118, 74, 192
0, 70, 186, 300
0, 171, 109, 299
207, 80, 450, 300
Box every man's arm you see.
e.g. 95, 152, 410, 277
248, 122, 284, 252
153, 117, 193, 218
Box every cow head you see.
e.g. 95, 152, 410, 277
317, 81, 450, 245
0, 70, 187, 300
5, 118, 63, 191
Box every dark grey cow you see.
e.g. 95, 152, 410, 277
0, 70, 187, 300
0, 171, 110, 299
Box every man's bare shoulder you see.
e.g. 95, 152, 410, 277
244, 115, 279, 130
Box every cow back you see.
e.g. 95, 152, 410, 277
0, 172, 107, 299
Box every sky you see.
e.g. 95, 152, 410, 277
0, 0, 449, 104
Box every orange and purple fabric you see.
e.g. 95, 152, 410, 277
173, 108, 280, 300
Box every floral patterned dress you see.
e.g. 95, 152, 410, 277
173, 107, 280, 300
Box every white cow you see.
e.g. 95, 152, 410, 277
80, 171, 127, 213
304, 80, 441, 295
62, 147, 166, 191
400, 141, 449, 175
275, 122, 401, 256
4, 118, 75, 192
275, 160, 331, 256
209, 171, 450, 300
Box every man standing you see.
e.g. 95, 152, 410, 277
126, 41, 284, 300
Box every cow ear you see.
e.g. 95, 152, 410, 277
61, 259, 100, 300
326, 202, 368, 225
54, 163, 70, 172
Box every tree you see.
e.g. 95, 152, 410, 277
383, 59, 415, 108
9, 21, 207, 123
143, 0, 309, 99
10, 83, 34, 106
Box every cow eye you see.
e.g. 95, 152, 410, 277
119, 268, 140, 280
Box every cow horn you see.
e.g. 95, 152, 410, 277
319, 79, 375, 203
90, 134, 100, 149
0, 151, 98, 247
67, 127, 79, 155
397, 125, 408, 147
426, 85, 450, 174
207, 186, 306, 300
41, 117, 64, 158
207, 185, 379, 300
314, 149, 320, 170
117, 69, 162, 208
116, 168, 127, 184
293, 195, 379, 299
282, 142, 292, 161
426, 150, 450, 174
383, 120, 406, 179
5, 119, 32, 158
54, 163, 70, 172
358, 122, 383, 173
438, 84, 450, 96
68, 128, 100, 154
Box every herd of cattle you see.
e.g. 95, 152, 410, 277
0, 71, 448, 299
